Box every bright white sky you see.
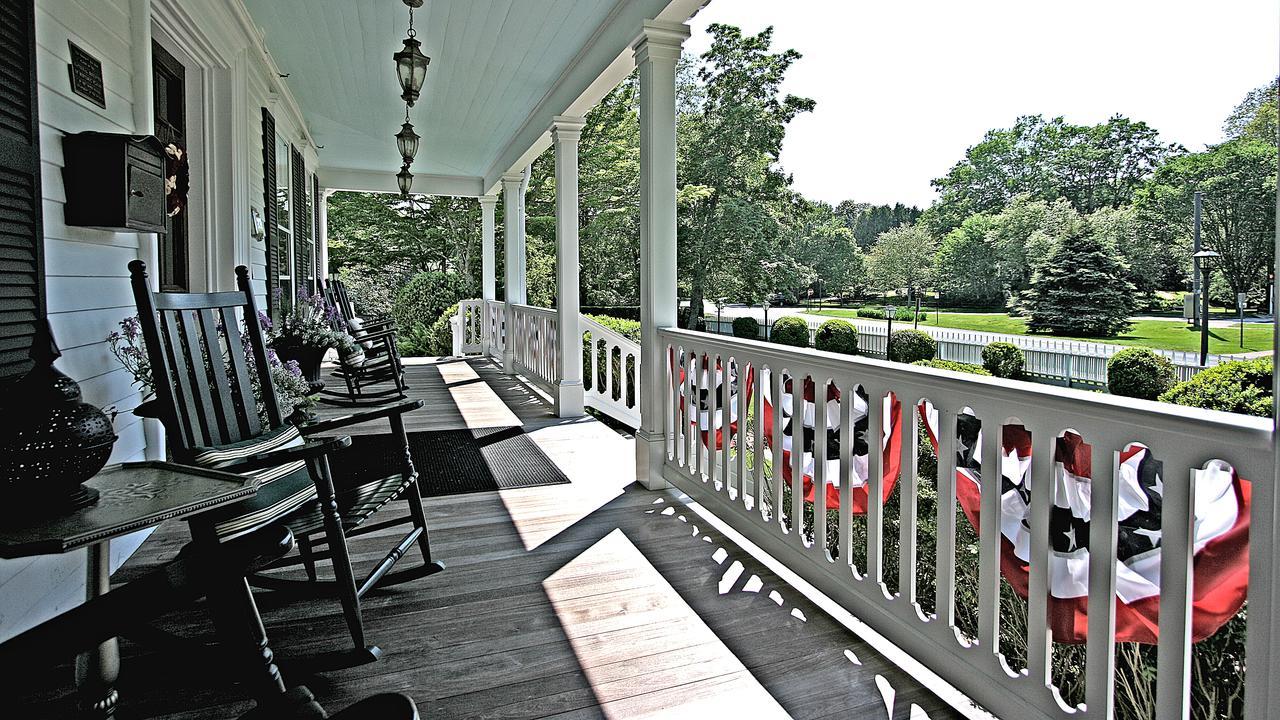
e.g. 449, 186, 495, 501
685, 0, 1280, 209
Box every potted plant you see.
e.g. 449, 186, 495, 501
108, 314, 316, 428
263, 289, 356, 385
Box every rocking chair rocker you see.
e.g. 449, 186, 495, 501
128, 261, 445, 669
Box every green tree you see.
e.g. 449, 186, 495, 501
834, 200, 923, 248
677, 24, 815, 314
788, 201, 866, 301
985, 195, 1078, 295
1017, 218, 1136, 336
868, 224, 935, 298
923, 115, 1181, 234
1223, 77, 1278, 143
934, 213, 1002, 305
1136, 139, 1277, 302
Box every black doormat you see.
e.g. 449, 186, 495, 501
327, 427, 570, 497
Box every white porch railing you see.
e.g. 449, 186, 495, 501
455, 300, 642, 427
658, 327, 1273, 720
582, 315, 641, 427
509, 303, 558, 393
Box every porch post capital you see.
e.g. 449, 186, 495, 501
550, 115, 586, 143
500, 172, 526, 189
632, 20, 690, 65
477, 193, 498, 208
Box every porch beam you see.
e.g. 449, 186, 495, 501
633, 20, 689, 490
552, 116, 586, 417
501, 171, 528, 373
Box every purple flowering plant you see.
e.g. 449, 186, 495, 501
267, 289, 355, 353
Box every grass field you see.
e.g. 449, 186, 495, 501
811, 309, 1274, 355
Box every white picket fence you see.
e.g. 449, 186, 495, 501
704, 317, 1227, 387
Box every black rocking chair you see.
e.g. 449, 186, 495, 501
129, 261, 445, 668
318, 278, 408, 406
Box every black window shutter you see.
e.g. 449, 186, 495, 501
0, 0, 46, 379
290, 147, 311, 292
260, 108, 279, 317
312, 174, 322, 284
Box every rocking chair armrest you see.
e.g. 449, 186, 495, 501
215, 436, 353, 474
300, 399, 424, 434
354, 318, 396, 331
351, 327, 398, 343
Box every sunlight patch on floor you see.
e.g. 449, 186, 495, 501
436, 360, 521, 428
542, 528, 790, 719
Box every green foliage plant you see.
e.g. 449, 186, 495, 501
770, 316, 810, 348
1018, 219, 1136, 337
912, 359, 990, 375
888, 329, 935, 363
1159, 357, 1273, 417
814, 319, 858, 355
982, 342, 1025, 379
1106, 348, 1177, 400
732, 316, 761, 339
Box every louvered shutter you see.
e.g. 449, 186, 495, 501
290, 147, 311, 292
0, 0, 46, 379
312, 174, 322, 284
261, 108, 279, 317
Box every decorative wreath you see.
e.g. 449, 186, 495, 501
164, 143, 190, 218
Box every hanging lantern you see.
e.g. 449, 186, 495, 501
393, 2, 431, 107
397, 164, 414, 198
395, 113, 420, 164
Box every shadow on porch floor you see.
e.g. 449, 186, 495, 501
13, 358, 966, 720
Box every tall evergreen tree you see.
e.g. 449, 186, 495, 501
1018, 220, 1136, 336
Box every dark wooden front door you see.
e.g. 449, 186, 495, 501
152, 41, 187, 292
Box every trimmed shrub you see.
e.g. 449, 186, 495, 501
888, 329, 935, 364
770, 316, 810, 348
814, 319, 858, 355
853, 306, 925, 322
912, 359, 991, 376
1159, 357, 1273, 417
1107, 347, 1177, 400
392, 271, 475, 337
856, 307, 885, 319
732, 316, 761, 339
982, 342, 1025, 379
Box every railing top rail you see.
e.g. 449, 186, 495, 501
661, 327, 1273, 456
582, 315, 641, 350
509, 303, 557, 319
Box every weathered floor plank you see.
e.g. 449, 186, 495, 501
12, 358, 966, 720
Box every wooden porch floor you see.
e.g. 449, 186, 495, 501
17, 358, 967, 719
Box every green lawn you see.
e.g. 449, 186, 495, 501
811, 309, 1274, 355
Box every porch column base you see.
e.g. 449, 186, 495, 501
502, 347, 516, 375
554, 379, 585, 417
635, 429, 669, 490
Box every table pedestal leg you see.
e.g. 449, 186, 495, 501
74, 542, 118, 719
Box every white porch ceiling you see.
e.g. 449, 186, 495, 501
242, 0, 706, 196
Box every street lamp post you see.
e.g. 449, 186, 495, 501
1193, 249, 1220, 365
762, 300, 770, 341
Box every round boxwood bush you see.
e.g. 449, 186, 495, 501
1106, 347, 1177, 400
732, 316, 760, 339
982, 342, 1025, 378
814, 319, 858, 355
912, 359, 991, 376
392, 271, 475, 335
1158, 357, 1273, 417
771, 316, 810, 348
888, 329, 935, 364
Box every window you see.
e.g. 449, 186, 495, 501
275, 134, 292, 307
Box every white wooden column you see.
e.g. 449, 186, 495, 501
479, 194, 497, 301
633, 20, 689, 490
317, 188, 333, 280
501, 172, 527, 373
552, 116, 586, 417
